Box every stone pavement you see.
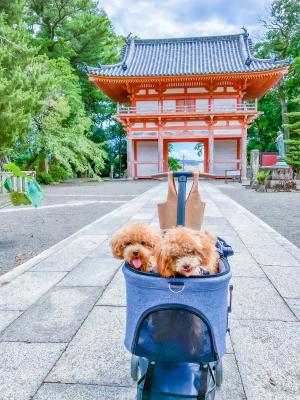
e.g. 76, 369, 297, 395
0, 181, 299, 400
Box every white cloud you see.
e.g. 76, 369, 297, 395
101, 0, 270, 39
170, 148, 203, 161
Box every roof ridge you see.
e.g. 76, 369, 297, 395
133, 33, 242, 44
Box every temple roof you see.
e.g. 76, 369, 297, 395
86, 32, 290, 77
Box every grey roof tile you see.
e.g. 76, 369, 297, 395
86, 33, 290, 77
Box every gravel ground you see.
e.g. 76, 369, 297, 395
0, 179, 156, 275
217, 182, 300, 249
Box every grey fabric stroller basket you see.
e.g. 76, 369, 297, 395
124, 253, 231, 363
122, 172, 233, 399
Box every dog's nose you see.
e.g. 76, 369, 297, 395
133, 251, 139, 256
183, 264, 190, 270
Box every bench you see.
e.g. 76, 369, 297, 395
224, 169, 241, 183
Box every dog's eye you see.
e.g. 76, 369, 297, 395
126, 242, 132, 246
141, 241, 146, 246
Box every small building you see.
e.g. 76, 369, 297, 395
86, 31, 289, 179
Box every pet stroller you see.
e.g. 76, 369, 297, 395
122, 171, 233, 399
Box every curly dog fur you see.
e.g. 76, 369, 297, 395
155, 227, 219, 277
110, 223, 160, 272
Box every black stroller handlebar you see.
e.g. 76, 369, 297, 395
151, 172, 216, 179
151, 171, 215, 226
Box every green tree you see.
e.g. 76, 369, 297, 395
22, 58, 106, 176
257, 0, 300, 139
0, 17, 50, 159
168, 157, 181, 171
0, 0, 26, 24
194, 142, 204, 158
247, 91, 282, 155
284, 94, 300, 174
26, 0, 125, 175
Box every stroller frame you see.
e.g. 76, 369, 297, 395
123, 172, 233, 399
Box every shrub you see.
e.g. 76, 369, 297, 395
49, 165, 70, 182
168, 156, 181, 171
36, 172, 54, 185
257, 171, 268, 184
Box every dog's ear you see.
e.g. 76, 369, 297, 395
148, 229, 161, 249
198, 233, 216, 266
203, 231, 217, 246
110, 230, 126, 259
154, 242, 174, 278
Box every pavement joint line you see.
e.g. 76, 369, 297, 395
214, 185, 300, 260
40, 265, 125, 385
228, 331, 248, 400
41, 381, 134, 389
46, 194, 140, 197
206, 183, 300, 322
0, 183, 162, 284
28, 342, 69, 400
0, 257, 119, 340
229, 317, 299, 323
95, 304, 127, 308
0, 200, 127, 213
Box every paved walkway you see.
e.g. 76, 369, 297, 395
218, 182, 300, 249
0, 179, 156, 274
0, 182, 299, 400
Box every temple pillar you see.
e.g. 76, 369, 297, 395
241, 125, 248, 181
126, 132, 134, 179
158, 125, 164, 172
208, 122, 214, 174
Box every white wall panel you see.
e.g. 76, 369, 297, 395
187, 87, 208, 93
163, 100, 176, 111
212, 98, 237, 111
196, 99, 209, 111
136, 101, 158, 112
136, 141, 159, 176
213, 139, 237, 175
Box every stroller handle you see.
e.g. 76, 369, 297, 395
151, 172, 216, 179
151, 171, 215, 226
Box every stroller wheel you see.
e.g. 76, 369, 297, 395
131, 355, 140, 381
215, 360, 223, 387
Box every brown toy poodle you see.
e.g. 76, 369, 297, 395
155, 226, 219, 277
110, 223, 160, 272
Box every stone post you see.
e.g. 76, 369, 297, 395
250, 149, 260, 188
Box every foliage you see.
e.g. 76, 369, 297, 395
247, 91, 281, 156
284, 95, 300, 172
36, 172, 54, 185
194, 143, 204, 158
3, 162, 27, 178
255, 0, 300, 142
0, 17, 50, 158
0, 0, 124, 178
24, 57, 107, 176
257, 171, 268, 183
89, 100, 127, 176
49, 165, 71, 182
168, 156, 181, 171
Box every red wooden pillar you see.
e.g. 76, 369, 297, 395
241, 123, 248, 181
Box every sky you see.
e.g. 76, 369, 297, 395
103, 0, 272, 40
170, 142, 204, 161
102, 0, 272, 155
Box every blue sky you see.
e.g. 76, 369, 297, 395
102, 0, 272, 156
103, 0, 272, 39
169, 142, 204, 161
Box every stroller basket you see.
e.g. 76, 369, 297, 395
123, 252, 231, 363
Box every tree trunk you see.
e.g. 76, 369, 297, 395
39, 156, 49, 173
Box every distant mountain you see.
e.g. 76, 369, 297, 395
179, 160, 204, 165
